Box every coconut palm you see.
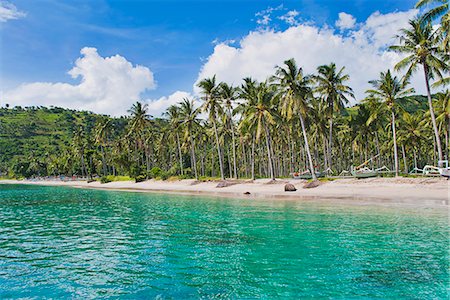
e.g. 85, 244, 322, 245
272, 58, 317, 180
366, 70, 415, 176
313, 63, 354, 171
390, 18, 448, 162
434, 91, 450, 158
239, 82, 277, 180
237, 77, 259, 180
94, 119, 112, 176
198, 76, 225, 180
164, 105, 184, 175
179, 98, 201, 179
416, 0, 449, 51
219, 82, 239, 178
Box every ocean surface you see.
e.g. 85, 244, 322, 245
0, 184, 448, 298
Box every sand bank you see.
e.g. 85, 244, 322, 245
1, 177, 448, 208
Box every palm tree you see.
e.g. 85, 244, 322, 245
179, 98, 200, 179
164, 105, 184, 175
72, 126, 88, 178
313, 63, 354, 171
94, 119, 112, 176
237, 77, 259, 180
434, 91, 450, 158
366, 70, 414, 176
416, 0, 449, 51
219, 82, 239, 178
198, 76, 225, 180
239, 82, 277, 180
272, 58, 317, 180
390, 18, 448, 162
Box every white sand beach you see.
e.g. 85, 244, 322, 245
1, 177, 448, 207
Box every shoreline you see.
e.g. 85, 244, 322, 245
1, 177, 449, 208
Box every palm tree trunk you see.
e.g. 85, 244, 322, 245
392, 110, 399, 176
176, 132, 183, 175
413, 148, 418, 170
189, 134, 198, 180
251, 135, 256, 180
263, 121, 275, 180
101, 145, 107, 176
322, 135, 328, 171
402, 144, 408, 174
230, 112, 238, 179
299, 114, 317, 180
328, 116, 333, 171
447, 118, 450, 159
424, 64, 443, 161
212, 119, 225, 180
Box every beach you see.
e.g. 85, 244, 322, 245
1, 177, 448, 207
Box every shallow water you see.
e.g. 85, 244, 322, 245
0, 184, 448, 298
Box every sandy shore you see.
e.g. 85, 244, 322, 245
1, 177, 449, 208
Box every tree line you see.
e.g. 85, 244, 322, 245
1, 1, 448, 181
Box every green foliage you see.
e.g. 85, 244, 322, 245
100, 176, 111, 184
135, 175, 147, 183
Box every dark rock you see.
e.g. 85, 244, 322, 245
243, 191, 251, 195
216, 181, 237, 188
284, 183, 297, 192
303, 180, 321, 189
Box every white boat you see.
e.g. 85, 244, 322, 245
438, 160, 450, 179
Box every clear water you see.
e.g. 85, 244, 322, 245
0, 184, 448, 299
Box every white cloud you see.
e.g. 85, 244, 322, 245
255, 5, 284, 28
195, 9, 425, 101
335, 12, 356, 30
146, 90, 193, 117
0, 1, 25, 22
279, 10, 300, 26
4, 47, 155, 116
353, 10, 418, 49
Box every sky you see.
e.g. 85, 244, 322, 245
0, 0, 433, 116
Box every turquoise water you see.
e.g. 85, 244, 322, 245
0, 184, 448, 299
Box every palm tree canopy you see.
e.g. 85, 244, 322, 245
313, 63, 354, 116
271, 58, 313, 119
365, 70, 415, 124
197, 75, 223, 121
389, 18, 448, 82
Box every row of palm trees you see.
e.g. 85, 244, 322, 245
39, 1, 449, 180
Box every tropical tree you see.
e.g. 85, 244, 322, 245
164, 105, 184, 175
239, 82, 277, 180
390, 18, 448, 162
179, 98, 200, 179
198, 76, 226, 180
94, 118, 111, 176
219, 82, 239, 178
313, 63, 354, 171
416, 0, 449, 51
366, 70, 415, 176
272, 58, 317, 180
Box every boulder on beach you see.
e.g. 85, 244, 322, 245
216, 181, 237, 188
303, 180, 321, 189
284, 183, 297, 192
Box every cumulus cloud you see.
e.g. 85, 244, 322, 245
146, 90, 193, 117
5, 47, 155, 116
335, 12, 356, 30
0, 1, 25, 22
195, 9, 424, 101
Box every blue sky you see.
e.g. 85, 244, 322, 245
1, 0, 421, 115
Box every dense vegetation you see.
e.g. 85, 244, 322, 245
1, 1, 448, 181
